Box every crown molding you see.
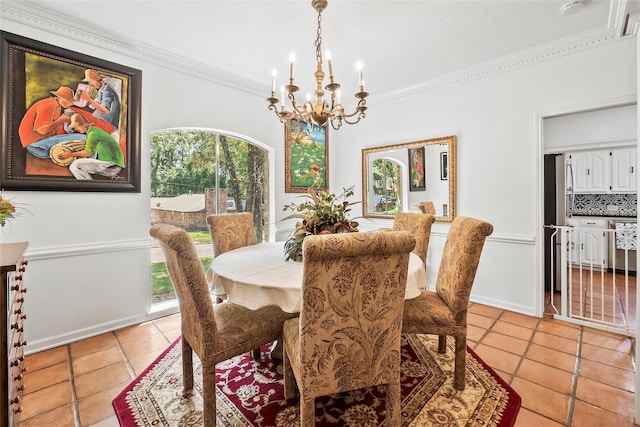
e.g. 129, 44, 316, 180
374, 27, 623, 105
0, 2, 268, 98
1, 2, 631, 104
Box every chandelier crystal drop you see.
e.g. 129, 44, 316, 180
267, 0, 368, 130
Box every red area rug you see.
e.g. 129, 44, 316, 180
113, 334, 520, 426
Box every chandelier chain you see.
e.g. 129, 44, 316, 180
315, 11, 323, 67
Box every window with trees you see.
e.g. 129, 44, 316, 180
372, 158, 401, 214
150, 129, 270, 305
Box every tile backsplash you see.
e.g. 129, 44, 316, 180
570, 193, 637, 217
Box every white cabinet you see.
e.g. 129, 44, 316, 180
610, 148, 637, 192
567, 148, 637, 193
568, 151, 610, 193
567, 219, 608, 268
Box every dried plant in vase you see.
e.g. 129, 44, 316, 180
282, 186, 360, 261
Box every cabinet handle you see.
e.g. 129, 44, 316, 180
631, 166, 634, 173
587, 168, 590, 175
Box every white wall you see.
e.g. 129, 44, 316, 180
332, 36, 637, 316
0, 16, 298, 352
1, 7, 636, 352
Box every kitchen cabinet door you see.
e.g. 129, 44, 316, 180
569, 151, 610, 193
577, 219, 608, 268
610, 148, 637, 192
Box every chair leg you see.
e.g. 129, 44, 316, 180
181, 338, 194, 393
453, 335, 467, 390
282, 345, 297, 400
438, 335, 447, 353
385, 380, 401, 427
202, 362, 217, 427
300, 397, 315, 427
252, 348, 262, 361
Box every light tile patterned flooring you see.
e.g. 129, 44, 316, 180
17, 303, 637, 427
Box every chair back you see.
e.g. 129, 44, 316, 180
418, 201, 436, 215
150, 224, 216, 355
435, 216, 493, 324
207, 212, 257, 257
299, 231, 415, 397
393, 212, 436, 264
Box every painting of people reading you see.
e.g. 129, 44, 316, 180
1, 31, 141, 192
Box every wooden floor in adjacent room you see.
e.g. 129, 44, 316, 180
18, 302, 636, 427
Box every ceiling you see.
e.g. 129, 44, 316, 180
9, 0, 640, 98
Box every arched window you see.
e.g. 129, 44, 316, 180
149, 128, 272, 306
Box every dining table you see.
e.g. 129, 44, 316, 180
209, 240, 426, 313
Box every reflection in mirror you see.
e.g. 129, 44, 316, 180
361, 135, 456, 222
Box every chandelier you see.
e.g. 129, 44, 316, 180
267, 0, 368, 130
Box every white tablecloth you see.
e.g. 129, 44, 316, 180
210, 241, 426, 313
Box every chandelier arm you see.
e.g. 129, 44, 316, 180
341, 113, 366, 125
328, 116, 343, 131
288, 94, 307, 116
340, 105, 367, 120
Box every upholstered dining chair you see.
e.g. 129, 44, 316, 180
206, 212, 256, 297
418, 200, 437, 215
282, 231, 416, 427
206, 212, 264, 361
402, 216, 493, 390
150, 223, 297, 427
393, 212, 436, 266
206, 212, 258, 257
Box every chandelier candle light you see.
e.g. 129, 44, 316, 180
267, 0, 368, 130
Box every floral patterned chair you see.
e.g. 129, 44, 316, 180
401, 216, 493, 390
206, 212, 258, 257
150, 223, 297, 427
418, 200, 436, 215
282, 230, 416, 427
393, 212, 436, 266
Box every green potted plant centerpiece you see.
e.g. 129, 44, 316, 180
282, 186, 360, 261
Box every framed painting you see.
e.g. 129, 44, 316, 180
285, 117, 329, 193
440, 151, 449, 180
0, 31, 141, 192
408, 146, 426, 191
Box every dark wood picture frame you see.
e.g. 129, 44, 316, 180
0, 31, 142, 192
408, 146, 426, 191
284, 117, 329, 193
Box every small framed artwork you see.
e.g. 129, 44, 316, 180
440, 151, 449, 180
408, 147, 426, 191
285, 117, 329, 193
0, 31, 142, 192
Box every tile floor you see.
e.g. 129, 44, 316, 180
17, 302, 637, 427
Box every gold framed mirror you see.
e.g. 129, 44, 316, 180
361, 135, 456, 222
